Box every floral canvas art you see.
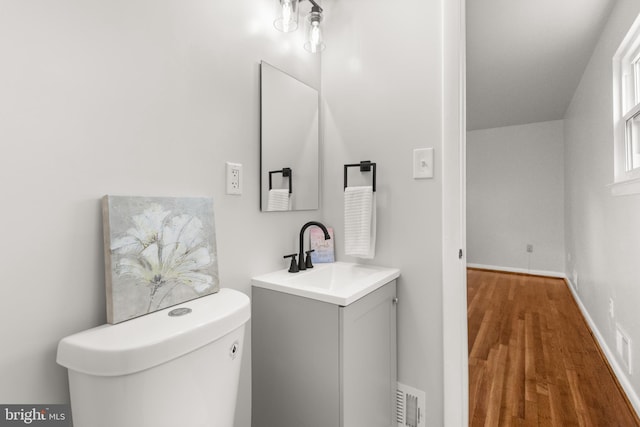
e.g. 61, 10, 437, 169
102, 195, 220, 324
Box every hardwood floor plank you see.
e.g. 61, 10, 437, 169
468, 269, 640, 427
566, 368, 592, 427
470, 309, 495, 361
524, 312, 536, 403
469, 358, 486, 424
505, 318, 525, 420
485, 344, 508, 426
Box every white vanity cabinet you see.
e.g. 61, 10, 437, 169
251, 280, 397, 427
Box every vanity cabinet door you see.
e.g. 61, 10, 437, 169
252, 280, 397, 427
252, 287, 340, 427
340, 281, 397, 427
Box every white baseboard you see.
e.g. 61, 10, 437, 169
563, 277, 640, 418
466, 263, 565, 278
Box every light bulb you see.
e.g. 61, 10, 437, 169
274, 0, 299, 33
310, 22, 321, 50
304, 9, 325, 53
282, 0, 293, 31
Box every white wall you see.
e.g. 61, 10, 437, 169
0, 2, 322, 426
564, 0, 640, 408
0, 1, 455, 425
467, 121, 565, 275
321, 0, 445, 424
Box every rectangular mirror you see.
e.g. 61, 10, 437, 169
260, 61, 319, 211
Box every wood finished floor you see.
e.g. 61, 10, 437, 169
467, 269, 640, 427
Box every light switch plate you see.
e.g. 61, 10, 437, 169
413, 148, 434, 179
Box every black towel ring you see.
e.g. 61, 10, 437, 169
344, 161, 376, 192
269, 168, 292, 194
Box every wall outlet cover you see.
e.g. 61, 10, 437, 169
226, 162, 242, 195
616, 325, 632, 375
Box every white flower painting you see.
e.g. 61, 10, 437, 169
102, 196, 219, 324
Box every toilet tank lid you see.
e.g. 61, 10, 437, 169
56, 288, 250, 377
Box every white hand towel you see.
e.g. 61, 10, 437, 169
267, 189, 291, 211
344, 186, 376, 259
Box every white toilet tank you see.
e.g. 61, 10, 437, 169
57, 288, 250, 427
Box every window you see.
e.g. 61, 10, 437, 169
612, 14, 640, 195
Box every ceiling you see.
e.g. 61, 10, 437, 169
466, 0, 617, 131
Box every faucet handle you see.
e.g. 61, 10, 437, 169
304, 249, 315, 269
283, 253, 299, 273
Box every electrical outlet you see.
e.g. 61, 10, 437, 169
226, 162, 242, 195
526, 244, 533, 253
616, 326, 632, 374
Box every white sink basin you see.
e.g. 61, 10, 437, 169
251, 262, 400, 305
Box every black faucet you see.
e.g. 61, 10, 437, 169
298, 221, 331, 271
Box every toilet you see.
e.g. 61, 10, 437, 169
56, 288, 250, 427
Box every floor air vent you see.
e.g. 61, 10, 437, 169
396, 382, 426, 427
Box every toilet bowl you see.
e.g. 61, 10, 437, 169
57, 288, 250, 427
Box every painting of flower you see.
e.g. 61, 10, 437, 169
102, 196, 219, 324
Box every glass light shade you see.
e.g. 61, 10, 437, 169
274, 0, 299, 33
303, 10, 325, 53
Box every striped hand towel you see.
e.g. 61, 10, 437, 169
267, 189, 291, 211
344, 186, 376, 259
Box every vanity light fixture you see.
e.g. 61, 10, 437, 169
274, 0, 325, 53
